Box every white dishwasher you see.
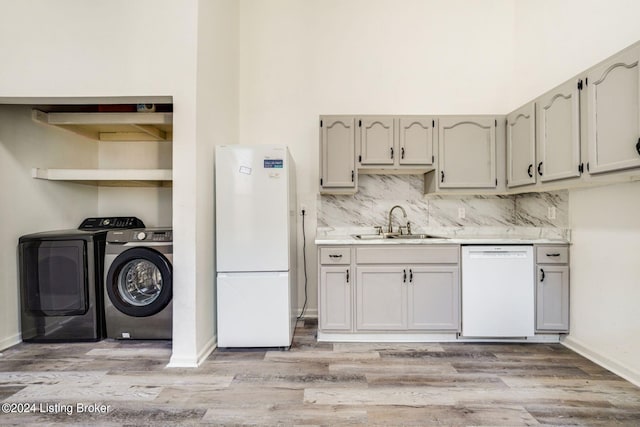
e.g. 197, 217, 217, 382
461, 245, 534, 337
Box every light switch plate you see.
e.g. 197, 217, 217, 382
458, 207, 466, 219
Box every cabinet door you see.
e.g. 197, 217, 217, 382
586, 45, 640, 174
356, 266, 407, 330
537, 79, 581, 182
320, 116, 356, 189
407, 266, 460, 331
536, 265, 569, 332
507, 103, 536, 188
358, 117, 395, 165
438, 117, 496, 188
398, 117, 435, 166
319, 267, 352, 331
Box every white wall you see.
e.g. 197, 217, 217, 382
194, 0, 238, 363
238, 0, 516, 317
510, 0, 640, 110
168, 0, 239, 367
513, 0, 640, 384
98, 140, 173, 227
568, 182, 640, 384
0, 105, 98, 349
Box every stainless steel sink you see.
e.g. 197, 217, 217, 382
352, 233, 443, 240
352, 234, 386, 240
387, 233, 441, 239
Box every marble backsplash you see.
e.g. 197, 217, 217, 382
318, 175, 569, 240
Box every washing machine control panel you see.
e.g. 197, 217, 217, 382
79, 217, 145, 230
149, 231, 172, 242
106, 229, 172, 243
133, 230, 172, 242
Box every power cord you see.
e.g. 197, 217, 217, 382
297, 209, 308, 320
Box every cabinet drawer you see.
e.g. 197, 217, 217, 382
320, 247, 351, 265
356, 246, 459, 264
536, 246, 569, 264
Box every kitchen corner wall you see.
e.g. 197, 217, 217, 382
318, 174, 568, 232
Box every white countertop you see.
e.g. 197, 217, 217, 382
315, 226, 570, 245
315, 235, 568, 245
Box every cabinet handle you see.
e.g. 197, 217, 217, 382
636, 138, 640, 156
351, 170, 354, 182
409, 269, 413, 283
540, 268, 545, 282
537, 162, 543, 176
440, 171, 445, 183
401, 147, 405, 159
403, 269, 407, 283
546, 253, 561, 257
346, 269, 349, 283
329, 254, 342, 258
527, 164, 533, 178
390, 147, 394, 159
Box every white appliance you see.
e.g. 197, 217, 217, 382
461, 245, 534, 337
215, 145, 297, 348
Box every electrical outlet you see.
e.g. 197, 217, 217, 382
458, 207, 466, 219
300, 203, 307, 216
547, 206, 557, 220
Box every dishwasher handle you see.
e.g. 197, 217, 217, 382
468, 250, 529, 259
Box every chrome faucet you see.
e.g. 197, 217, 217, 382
387, 205, 408, 233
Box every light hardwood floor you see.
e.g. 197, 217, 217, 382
1, 319, 639, 426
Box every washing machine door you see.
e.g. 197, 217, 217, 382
106, 247, 172, 317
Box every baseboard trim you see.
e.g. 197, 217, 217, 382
166, 335, 217, 368
562, 336, 640, 387
0, 333, 21, 352
195, 335, 217, 365
297, 308, 317, 319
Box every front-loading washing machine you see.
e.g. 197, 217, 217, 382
103, 228, 172, 339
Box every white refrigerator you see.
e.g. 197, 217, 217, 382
215, 145, 297, 347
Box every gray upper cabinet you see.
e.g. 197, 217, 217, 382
319, 116, 356, 193
507, 103, 536, 188
398, 117, 435, 166
438, 116, 497, 188
358, 116, 395, 165
357, 116, 435, 169
536, 78, 581, 183
585, 44, 640, 174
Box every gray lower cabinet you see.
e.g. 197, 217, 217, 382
407, 266, 460, 330
318, 247, 352, 331
319, 245, 461, 334
535, 245, 570, 332
356, 266, 406, 330
319, 266, 352, 331
356, 264, 460, 331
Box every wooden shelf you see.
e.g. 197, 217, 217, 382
32, 109, 173, 141
32, 168, 172, 187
